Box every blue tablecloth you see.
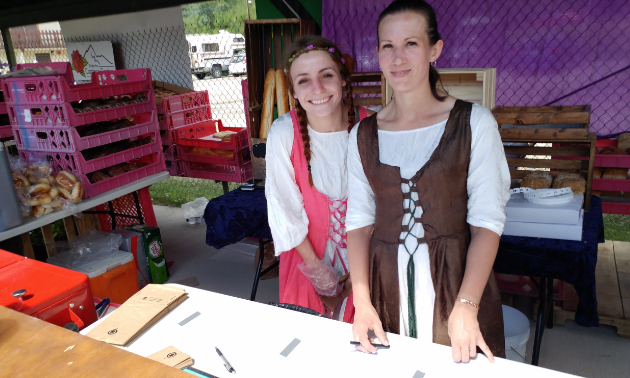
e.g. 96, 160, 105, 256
494, 196, 605, 327
204, 188, 271, 249
204, 189, 604, 327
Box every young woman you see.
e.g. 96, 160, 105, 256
265, 35, 372, 322
346, 0, 510, 361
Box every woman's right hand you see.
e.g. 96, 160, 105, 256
352, 300, 389, 353
298, 258, 342, 297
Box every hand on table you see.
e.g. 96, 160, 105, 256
298, 258, 343, 297
448, 301, 494, 363
352, 301, 389, 354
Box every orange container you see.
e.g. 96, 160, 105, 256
88, 260, 139, 304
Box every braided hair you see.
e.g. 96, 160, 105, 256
285, 35, 356, 187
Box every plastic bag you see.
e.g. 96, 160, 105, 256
181, 197, 209, 224
51, 230, 123, 268
298, 256, 343, 297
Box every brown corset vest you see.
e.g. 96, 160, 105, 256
356, 99, 505, 357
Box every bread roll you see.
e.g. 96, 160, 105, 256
618, 133, 630, 151
49, 186, 59, 199
58, 187, 72, 201
593, 167, 603, 179
552, 172, 586, 195
29, 183, 51, 195
213, 131, 236, 141
602, 168, 629, 180
71, 182, 83, 204
13, 173, 30, 189
259, 69, 276, 139
521, 171, 552, 189
275, 69, 289, 118
32, 205, 45, 217
55, 171, 79, 191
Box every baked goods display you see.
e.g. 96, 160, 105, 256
12, 162, 84, 218
153, 86, 178, 99
187, 146, 234, 158
602, 168, 629, 180
552, 172, 586, 195
594, 144, 630, 197
599, 146, 626, 155
76, 117, 136, 137
71, 93, 148, 113
520, 171, 552, 189
86, 162, 149, 184
259, 68, 276, 139
81, 136, 154, 161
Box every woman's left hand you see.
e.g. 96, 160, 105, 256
447, 301, 495, 363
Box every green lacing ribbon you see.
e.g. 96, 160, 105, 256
402, 183, 421, 339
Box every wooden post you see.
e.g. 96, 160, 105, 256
41, 224, 56, 258
1, 28, 16, 69
20, 233, 35, 259
63, 216, 77, 241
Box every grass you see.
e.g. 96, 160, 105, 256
149, 176, 241, 207
603, 214, 630, 242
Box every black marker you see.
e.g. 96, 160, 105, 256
215, 347, 235, 374
350, 341, 390, 349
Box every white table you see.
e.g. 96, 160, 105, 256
0, 171, 169, 242
82, 285, 578, 378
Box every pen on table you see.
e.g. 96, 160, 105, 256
350, 341, 390, 349
215, 347, 235, 374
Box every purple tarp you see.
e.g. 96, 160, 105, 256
322, 0, 630, 137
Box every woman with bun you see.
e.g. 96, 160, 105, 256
346, 0, 510, 361
265, 35, 372, 322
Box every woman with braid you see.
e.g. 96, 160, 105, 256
265, 35, 372, 321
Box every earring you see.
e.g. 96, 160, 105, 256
431, 61, 437, 67
378, 65, 382, 71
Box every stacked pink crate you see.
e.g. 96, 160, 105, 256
4, 63, 165, 198
153, 81, 211, 177
0, 77, 10, 140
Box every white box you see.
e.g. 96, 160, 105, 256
503, 210, 584, 241
505, 194, 583, 225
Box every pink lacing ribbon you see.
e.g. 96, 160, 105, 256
328, 199, 348, 275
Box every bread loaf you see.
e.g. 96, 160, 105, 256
593, 167, 603, 179
213, 131, 236, 141
520, 171, 552, 189
552, 172, 586, 195
591, 190, 601, 196
259, 69, 276, 139
602, 168, 629, 180
275, 69, 290, 118
618, 133, 630, 151
599, 146, 627, 155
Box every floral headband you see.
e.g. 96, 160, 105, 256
284, 44, 346, 74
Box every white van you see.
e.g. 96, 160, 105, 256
187, 30, 245, 79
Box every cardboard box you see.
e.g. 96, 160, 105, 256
124, 225, 168, 284
111, 228, 150, 289
505, 194, 584, 225
503, 210, 584, 241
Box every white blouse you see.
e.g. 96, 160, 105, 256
346, 103, 511, 339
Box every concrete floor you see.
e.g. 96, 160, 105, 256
154, 205, 630, 378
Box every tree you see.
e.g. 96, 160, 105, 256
182, 0, 256, 35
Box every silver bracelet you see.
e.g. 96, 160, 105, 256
456, 297, 479, 309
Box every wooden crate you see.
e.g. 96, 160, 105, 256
384, 68, 497, 109
244, 19, 316, 180
351, 72, 386, 107
495, 105, 596, 211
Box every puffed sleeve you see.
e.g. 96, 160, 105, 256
466, 105, 511, 236
346, 122, 377, 231
265, 114, 309, 255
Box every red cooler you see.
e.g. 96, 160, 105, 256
0, 250, 97, 330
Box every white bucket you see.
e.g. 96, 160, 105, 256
502, 305, 530, 362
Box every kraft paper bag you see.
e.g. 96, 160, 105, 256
147, 346, 193, 370
86, 284, 188, 346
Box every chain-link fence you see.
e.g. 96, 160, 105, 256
0, 28, 69, 74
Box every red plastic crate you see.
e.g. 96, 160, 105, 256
592, 178, 630, 191
19, 131, 162, 176
175, 119, 249, 151
7, 98, 155, 128
12, 111, 157, 153
165, 159, 183, 176
594, 154, 630, 168
158, 106, 211, 130
602, 201, 630, 215
596, 138, 618, 148
0, 125, 11, 139
179, 145, 251, 166
82, 152, 165, 198
3, 67, 152, 105
160, 129, 176, 146
183, 160, 252, 183
162, 144, 178, 161
0, 102, 5, 115
96, 187, 158, 232
155, 90, 210, 114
